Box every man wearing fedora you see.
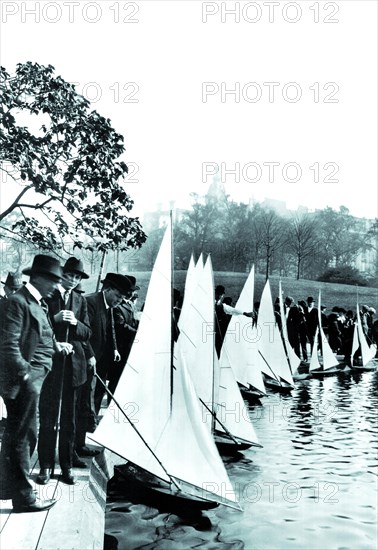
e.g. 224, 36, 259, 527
36, 258, 92, 486
0, 254, 73, 512
85, 273, 138, 416
1, 271, 23, 299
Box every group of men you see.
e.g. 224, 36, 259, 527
214, 288, 377, 365
280, 296, 377, 364
0, 254, 139, 512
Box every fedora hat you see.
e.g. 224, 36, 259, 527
1, 271, 24, 290
101, 273, 136, 295
63, 257, 89, 279
124, 275, 140, 290
22, 254, 63, 281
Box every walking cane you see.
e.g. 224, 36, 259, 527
51, 324, 70, 478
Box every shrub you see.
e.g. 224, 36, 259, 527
317, 266, 368, 286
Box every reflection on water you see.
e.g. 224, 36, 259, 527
105, 371, 378, 550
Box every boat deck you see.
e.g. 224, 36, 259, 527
0, 434, 105, 550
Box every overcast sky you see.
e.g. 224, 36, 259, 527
1, 0, 377, 220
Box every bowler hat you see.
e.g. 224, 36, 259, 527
63, 257, 89, 279
101, 273, 136, 295
22, 254, 63, 281
1, 271, 23, 290
307, 296, 315, 304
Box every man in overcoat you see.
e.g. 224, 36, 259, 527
86, 273, 137, 415
36, 258, 92, 485
109, 277, 140, 395
0, 254, 72, 512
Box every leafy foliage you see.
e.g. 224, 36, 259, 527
317, 266, 368, 286
0, 62, 146, 251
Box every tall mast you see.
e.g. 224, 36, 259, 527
170, 210, 174, 411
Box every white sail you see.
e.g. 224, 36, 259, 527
220, 266, 266, 394
178, 254, 198, 332
309, 327, 322, 372
278, 280, 301, 375
317, 291, 339, 370
257, 280, 294, 386
90, 223, 239, 508
177, 256, 259, 446
355, 306, 377, 366
216, 349, 260, 445
176, 255, 215, 432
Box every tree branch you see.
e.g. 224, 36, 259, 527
0, 184, 33, 222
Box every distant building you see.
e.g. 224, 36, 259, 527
143, 202, 186, 232
351, 218, 377, 274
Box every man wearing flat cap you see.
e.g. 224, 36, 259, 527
0, 254, 73, 512
36, 258, 92, 485
85, 273, 137, 419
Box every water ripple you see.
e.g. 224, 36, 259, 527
105, 371, 378, 550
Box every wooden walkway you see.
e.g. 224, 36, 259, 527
0, 440, 106, 550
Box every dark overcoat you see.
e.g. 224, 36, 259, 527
0, 286, 51, 398
46, 289, 92, 387
85, 291, 109, 361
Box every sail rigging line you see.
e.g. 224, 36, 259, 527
199, 398, 240, 446
94, 373, 182, 492
258, 350, 282, 385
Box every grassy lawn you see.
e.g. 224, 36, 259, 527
82, 270, 378, 314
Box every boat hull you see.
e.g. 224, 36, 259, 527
350, 361, 377, 372
214, 430, 256, 454
263, 375, 293, 394
113, 463, 219, 512
238, 384, 264, 405
310, 367, 341, 377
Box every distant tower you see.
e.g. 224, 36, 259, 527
207, 176, 226, 202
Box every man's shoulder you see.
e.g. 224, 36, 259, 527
6, 287, 30, 306
85, 291, 101, 302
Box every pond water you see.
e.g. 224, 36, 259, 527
104, 370, 378, 550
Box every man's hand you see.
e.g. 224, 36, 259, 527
56, 342, 74, 356
88, 356, 96, 374
54, 310, 78, 325
243, 311, 254, 318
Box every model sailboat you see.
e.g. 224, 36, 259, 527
278, 280, 303, 380
350, 305, 377, 371
90, 222, 240, 510
309, 291, 341, 377
177, 255, 261, 453
257, 280, 294, 392
220, 265, 266, 400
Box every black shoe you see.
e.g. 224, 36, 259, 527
0, 485, 12, 500
76, 446, 100, 457
36, 468, 52, 485
13, 497, 57, 513
60, 468, 76, 485
72, 452, 87, 468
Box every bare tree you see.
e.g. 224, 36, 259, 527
286, 215, 318, 279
